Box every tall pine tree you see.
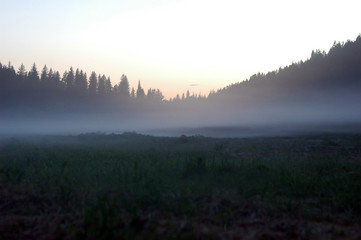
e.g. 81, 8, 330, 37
88, 71, 97, 96
118, 74, 130, 97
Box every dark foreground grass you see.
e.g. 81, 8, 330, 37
0, 133, 361, 239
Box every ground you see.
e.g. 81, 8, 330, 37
0, 133, 361, 239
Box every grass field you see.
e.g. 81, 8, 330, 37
1, 132, 361, 239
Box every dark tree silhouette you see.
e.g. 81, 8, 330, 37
105, 77, 112, 95
65, 67, 75, 92
88, 71, 97, 96
17, 64, 27, 80
48, 68, 61, 90
130, 87, 135, 98
28, 63, 39, 85
136, 80, 145, 99
74, 69, 82, 93
40, 65, 48, 83
73, 69, 88, 95
80, 70, 88, 94
113, 84, 118, 94
119, 74, 130, 97
98, 74, 106, 95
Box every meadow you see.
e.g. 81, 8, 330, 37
0, 132, 361, 239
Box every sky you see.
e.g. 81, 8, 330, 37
1, 0, 360, 99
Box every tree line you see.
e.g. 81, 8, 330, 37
1, 34, 360, 112
0, 63, 166, 100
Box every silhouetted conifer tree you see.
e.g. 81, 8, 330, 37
40, 65, 48, 83
74, 68, 81, 92
65, 67, 74, 91
88, 71, 97, 96
119, 74, 130, 97
136, 80, 145, 99
17, 64, 27, 78
47, 68, 54, 88
7, 62, 15, 74
62, 71, 68, 90
81, 71, 88, 94
17, 64, 27, 83
130, 87, 135, 98
74, 69, 87, 94
98, 74, 106, 95
53, 71, 61, 89
28, 63, 39, 84
105, 77, 112, 94
113, 84, 118, 94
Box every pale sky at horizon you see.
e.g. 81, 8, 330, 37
1, 0, 360, 99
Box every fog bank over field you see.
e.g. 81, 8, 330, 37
1, 92, 360, 137
1, 96, 360, 137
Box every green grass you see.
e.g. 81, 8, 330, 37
0, 133, 361, 239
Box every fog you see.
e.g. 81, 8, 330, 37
1, 88, 360, 138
